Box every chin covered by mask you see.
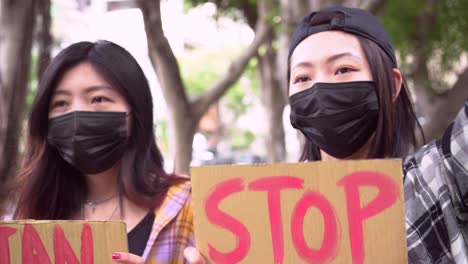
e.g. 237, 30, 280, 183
290, 81, 379, 159
47, 111, 128, 174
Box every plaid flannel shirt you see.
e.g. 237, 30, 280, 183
142, 181, 195, 264
404, 100, 468, 263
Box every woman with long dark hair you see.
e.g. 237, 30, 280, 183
11, 40, 193, 263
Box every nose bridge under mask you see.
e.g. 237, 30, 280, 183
62, 96, 94, 113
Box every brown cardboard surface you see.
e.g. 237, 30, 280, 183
191, 159, 407, 264
0, 220, 127, 263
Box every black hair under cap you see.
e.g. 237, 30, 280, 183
288, 6, 397, 67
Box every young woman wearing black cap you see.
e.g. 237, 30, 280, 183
185, 6, 468, 264
287, 6, 468, 264
288, 6, 421, 162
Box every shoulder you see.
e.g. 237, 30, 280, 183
404, 100, 468, 190
165, 180, 191, 205
448, 100, 468, 171
144, 180, 194, 261
403, 140, 443, 185
153, 180, 191, 215
154, 179, 193, 228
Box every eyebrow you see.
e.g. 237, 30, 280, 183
291, 52, 363, 71
52, 90, 72, 96
325, 52, 362, 64
83, 85, 113, 94
291, 61, 315, 71
53, 85, 113, 97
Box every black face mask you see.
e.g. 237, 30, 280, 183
47, 111, 128, 174
289, 81, 379, 159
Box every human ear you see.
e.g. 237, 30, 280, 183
392, 68, 403, 101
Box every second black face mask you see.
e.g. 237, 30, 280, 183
289, 81, 379, 159
47, 111, 128, 174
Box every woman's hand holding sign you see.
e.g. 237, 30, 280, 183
110, 248, 206, 264
185, 247, 206, 264
111, 252, 144, 264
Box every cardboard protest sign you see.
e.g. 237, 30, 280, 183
191, 159, 407, 264
0, 220, 127, 264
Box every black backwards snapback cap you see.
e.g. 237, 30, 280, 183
288, 6, 398, 67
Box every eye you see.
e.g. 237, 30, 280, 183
91, 96, 109, 104
51, 100, 68, 109
334, 67, 356, 75
294, 76, 311, 84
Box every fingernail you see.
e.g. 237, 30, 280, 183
112, 253, 121, 260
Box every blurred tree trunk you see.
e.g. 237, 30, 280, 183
37, 0, 52, 81
258, 30, 287, 162
0, 0, 36, 205
277, 0, 315, 91
238, 0, 287, 163
407, 6, 468, 144
277, 0, 319, 159
411, 57, 468, 143
138, 0, 272, 174
419, 67, 468, 142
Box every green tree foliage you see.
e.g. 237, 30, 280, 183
179, 39, 260, 151
185, 0, 256, 21
179, 45, 259, 118
231, 128, 256, 150
185, 0, 280, 31
383, 0, 468, 89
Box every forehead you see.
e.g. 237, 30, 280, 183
55, 62, 109, 92
290, 31, 365, 65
